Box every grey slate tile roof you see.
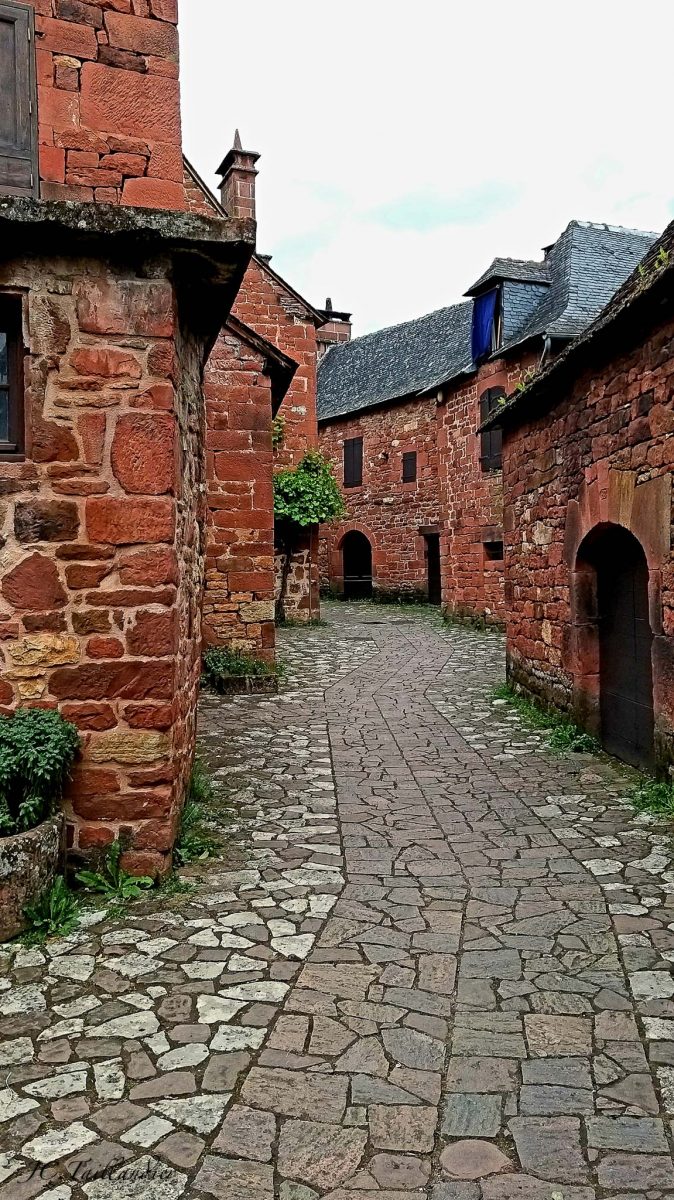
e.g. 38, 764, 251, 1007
317, 301, 473, 421
317, 220, 658, 423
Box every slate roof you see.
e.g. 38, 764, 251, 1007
317, 220, 658, 423
317, 302, 473, 421
466, 257, 550, 294
482, 218, 674, 433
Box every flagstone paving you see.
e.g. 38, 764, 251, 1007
1, 601, 674, 1198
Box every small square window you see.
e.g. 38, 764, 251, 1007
0, 295, 24, 457
402, 451, 417, 483
484, 540, 504, 562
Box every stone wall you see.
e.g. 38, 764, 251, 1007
30, 0, 185, 208
0, 250, 209, 874
438, 354, 537, 626
202, 324, 276, 661
318, 395, 441, 599
502, 315, 674, 771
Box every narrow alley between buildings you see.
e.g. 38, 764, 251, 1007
2, 603, 674, 1199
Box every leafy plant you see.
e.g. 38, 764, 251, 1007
514, 367, 538, 394
76, 840, 154, 901
273, 451, 346, 528
175, 760, 220, 865
493, 683, 600, 754
630, 778, 674, 817
271, 414, 286, 451
0, 708, 80, 837
22, 875, 80, 942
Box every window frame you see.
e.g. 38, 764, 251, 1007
0, 1, 39, 200
0, 293, 25, 459
343, 435, 363, 489
401, 450, 417, 483
479, 387, 505, 473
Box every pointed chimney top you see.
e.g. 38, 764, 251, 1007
233, 128, 242, 151
325, 297, 333, 312
216, 129, 260, 222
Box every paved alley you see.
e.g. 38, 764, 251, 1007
2, 602, 674, 1199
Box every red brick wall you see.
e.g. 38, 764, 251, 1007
502, 317, 674, 772
28, 0, 185, 208
234, 259, 321, 621
0, 251, 212, 874
318, 396, 441, 599
439, 353, 537, 625
203, 326, 275, 661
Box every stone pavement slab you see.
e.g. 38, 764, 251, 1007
2, 602, 674, 1197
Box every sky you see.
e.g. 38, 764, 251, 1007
180, 1, 674, 337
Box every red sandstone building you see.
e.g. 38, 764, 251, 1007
484, 223, 674, 776
318, 222, 656, 623
0, 0, 257, 872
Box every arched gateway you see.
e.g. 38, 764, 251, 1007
576, 524, 654, 769
342, 531, 373, 599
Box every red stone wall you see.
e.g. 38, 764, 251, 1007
439, 353, 538, 625
202, 326, 276, 661
28, 0, 185, 208
318, 395, 442, 599
502, 317, 674, 771
0, 252, 208, 874
234, 259, 321, 621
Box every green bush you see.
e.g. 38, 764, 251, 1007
0, 708, 80, 837
273, 451, 345, 527
202, 646, 278, 683
23, 875, 80, 942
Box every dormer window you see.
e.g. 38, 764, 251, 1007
471, 287, 502, 363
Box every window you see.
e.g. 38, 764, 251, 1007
0, 295, 24, 456
402, 450, 417, 483
471, 286, 502, 362
484, 540, 504, 562
343, 436, 363, 488
479, 387, 505, 472
0, 2, 37, 198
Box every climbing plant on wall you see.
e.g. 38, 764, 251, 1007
273, 451, 345, 620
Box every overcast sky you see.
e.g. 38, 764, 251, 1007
180, 1, 674, 336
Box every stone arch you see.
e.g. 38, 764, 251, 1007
340, 529, 373, 599
571, 522, 655, 768
325, 520, 378, 596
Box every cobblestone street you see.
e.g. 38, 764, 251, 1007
2, 602, 674, 1199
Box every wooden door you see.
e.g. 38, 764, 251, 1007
597, 533, 654, 768
342, 532, 372, 599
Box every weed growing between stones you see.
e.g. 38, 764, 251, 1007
630, 777, 674, 817
21, 875, 80, 944
278, 616, 328, 627
174, 759, 222, 865
76, 840, 154, 901
492, 682, 600, 754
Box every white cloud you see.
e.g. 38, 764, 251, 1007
179, 0, 674, 334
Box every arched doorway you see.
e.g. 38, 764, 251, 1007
576, 524, 654, 769
342, 531, 373, 599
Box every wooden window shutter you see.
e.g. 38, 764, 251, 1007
479, 387, 505, 472
0, 2, 37, 199
344, 436, 362, 487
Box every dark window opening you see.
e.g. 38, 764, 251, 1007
479, 387, 505, 472
0, 2, 38, 199
0, 294, 24, 456
484, 540, 504, 562
344, 436, 363, 488
402, 450, 417, 482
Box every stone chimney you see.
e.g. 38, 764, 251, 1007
317, 297, 353, 361
216, 129, 260, 222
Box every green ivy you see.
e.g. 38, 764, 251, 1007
273, 451, 345, 528
271, 414, 286, 451
0, 709, 80, 837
